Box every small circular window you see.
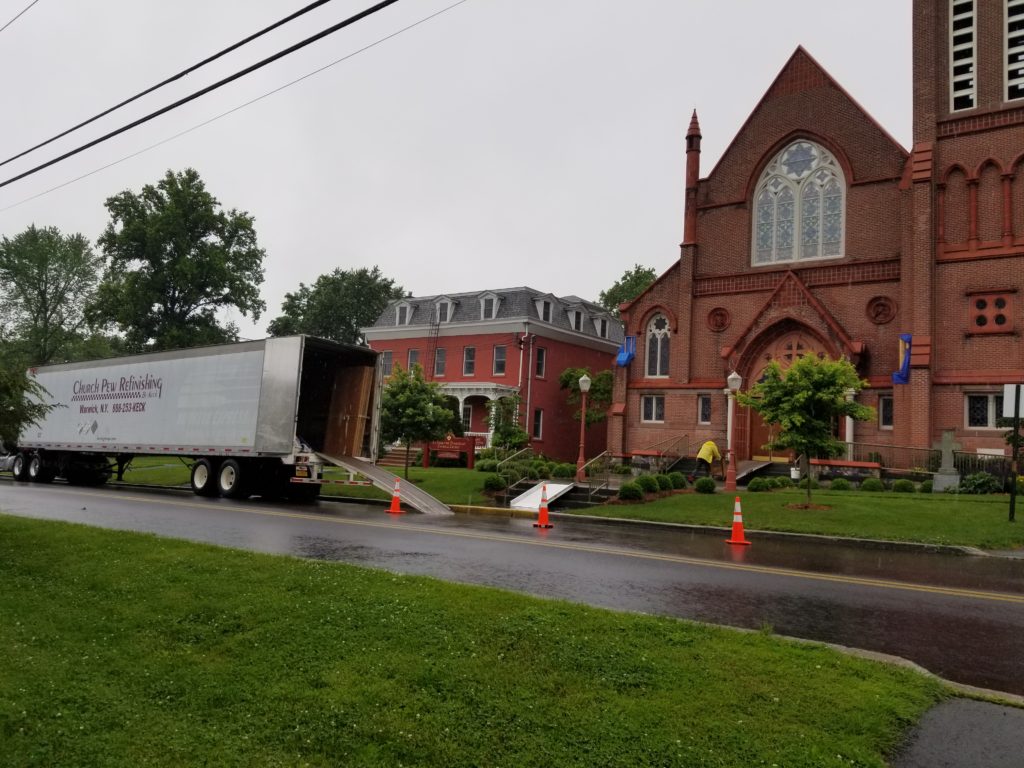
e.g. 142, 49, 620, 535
975, 298, 987, 310
995, 298, 1006, 309
995, 314, 1007, 325
975, 315, 988, 327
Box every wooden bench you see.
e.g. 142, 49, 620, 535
809, 458, 881, 479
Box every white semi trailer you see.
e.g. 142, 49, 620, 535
4, 335, 383, 502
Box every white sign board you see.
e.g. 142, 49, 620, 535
1004, 383, 1024, 418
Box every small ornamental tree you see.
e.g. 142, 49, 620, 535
379, 364, 456, 479
559, 367, 613, 426
487, 395, 529, 456
737, 354, 874, 506
0, 358, 54, 451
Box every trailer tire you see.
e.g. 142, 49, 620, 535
12, 452, 30, 481
190, 458, 220, 497
217, 459, 250, 499
28, 454, 56, 483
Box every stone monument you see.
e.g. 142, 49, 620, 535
932, 429, 960, 493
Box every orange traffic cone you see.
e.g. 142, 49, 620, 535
388, 477, 403, 514
533, 483, 553, 529
725, 496, 750, 545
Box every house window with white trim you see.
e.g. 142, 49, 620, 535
493, 345, 507, 376
407, 349, 420, 370
535, 347, 546, 378
951, 0, 976, 110
1009, 0, 1024, 100
381, 351, 393, 376
641, 395, 665, 423
535, 300, 552, 322
594, 317, 609, 338
434, 348, 446, 377
462, 405, 472, 431
532, 408, 543, 439
752, 140, 845, 265
463, 346, 475, 376
569, 310, 583, 331
436, 301, 452, 323
396, 304, 410, 325
646, 315, 670, 377
966, 393, 1004, 428
878, 395, 894, 430
697, 394, 712, 425
480, 295, 499, 319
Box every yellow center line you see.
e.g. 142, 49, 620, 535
15, 484, 1024, 606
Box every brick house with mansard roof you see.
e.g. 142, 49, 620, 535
363, 287, 622, 462
610, 0, 1024, 465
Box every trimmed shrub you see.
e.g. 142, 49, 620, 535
828, 477, 852, 491
959, 471, 1003, 495
891, 478, 916, 493
859, 477, 885, 492
770, 476, 793, 489
478, 448, 498, 460
618, 482, 644, 501
526, 467, 540, 481
549, 463, 572, 479
636, 475, 660, 494
655, 474, 673, 492
919, 479, 933, 494
746, 477, 771, 492
797, 477, 819, 490
668, 471, 687, 489
482, 474, 506, 493
615, 463, 634, 475
475, 459, 498, 473
694, 477, 716, 494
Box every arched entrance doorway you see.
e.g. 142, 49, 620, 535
737, 328, 833, 461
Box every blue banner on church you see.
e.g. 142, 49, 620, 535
891, 334, 912, 384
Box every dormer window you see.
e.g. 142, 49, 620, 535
480, 293, 500, 320
396, 303, 411, 325
568, 309, 584, 332
593, 317, 609, 338
435, 299, 453, 323
534, 299, 553, 322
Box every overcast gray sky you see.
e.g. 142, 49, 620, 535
0, 0, 911, 339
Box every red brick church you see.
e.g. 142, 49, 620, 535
610, 0, 1024, 465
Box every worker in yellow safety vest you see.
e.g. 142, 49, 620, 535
689, 440, 725, 483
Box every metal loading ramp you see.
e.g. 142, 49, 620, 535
510, 482, 574, 511
315, 453, 451, 515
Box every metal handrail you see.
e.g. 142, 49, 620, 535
496, 446, 532, 471
579, 450, 609, 475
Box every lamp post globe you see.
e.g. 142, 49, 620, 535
575, 374, 592, 483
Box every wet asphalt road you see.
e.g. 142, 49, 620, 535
2, 480, 1023, 696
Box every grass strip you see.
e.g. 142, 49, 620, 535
0, 514, 944, 767
582, 489, 1024, 550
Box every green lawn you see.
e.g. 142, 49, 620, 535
0, 515, 945, 767
582, 488, 1024, 550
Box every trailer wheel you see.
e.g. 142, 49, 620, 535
190, 458, 220, 497
217, 459, 250, 499
28, 454, 56, 483
12, 452, 30, 481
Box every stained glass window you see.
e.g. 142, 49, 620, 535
751, 140, 845, 265
646, 315, 670, 377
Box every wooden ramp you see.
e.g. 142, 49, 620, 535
316, 453, 451, 516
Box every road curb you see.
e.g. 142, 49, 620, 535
449, 503, 988, 556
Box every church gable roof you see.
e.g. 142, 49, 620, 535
703, 47, 908, 203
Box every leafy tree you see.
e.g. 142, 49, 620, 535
737, 355, 874, 506
89, 168, 266, 352
487, 395, 529, 454
598, 264, 657, 317
379, 364, 457, 479
267, 266, 403, 345
0, 225, 104, 364
559, 367, 613, 425
0, 348, 54, 451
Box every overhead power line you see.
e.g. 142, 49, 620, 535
0, 0, 40, 34
0, 0, 401, 190
0, 0, 336, 170
0, 0, 469, 214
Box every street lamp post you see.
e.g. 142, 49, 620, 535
725, 370, 742, 491
575, 373, 591, 484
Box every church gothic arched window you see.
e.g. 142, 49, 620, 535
753, 140, 846, 266
646, 315, 670, 377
